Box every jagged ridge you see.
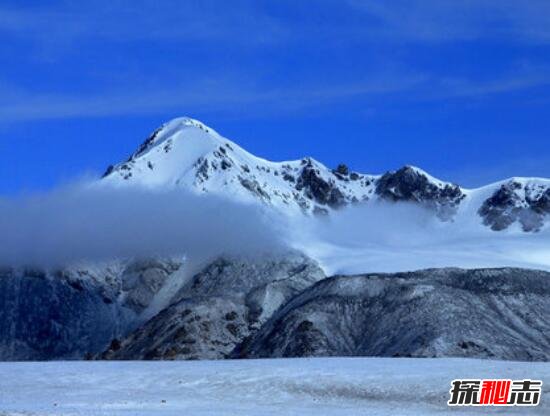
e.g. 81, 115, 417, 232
101, 117, 550, 231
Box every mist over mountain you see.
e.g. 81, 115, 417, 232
0, 185, 286, 268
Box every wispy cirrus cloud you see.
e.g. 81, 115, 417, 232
3, 0, 550, 51
2, 65, 549, 123
0, 1, 287, 46
0, 1, 549, 124
0, 72, 425, 122
346, 0, 550, 43
441, 74, 550, 98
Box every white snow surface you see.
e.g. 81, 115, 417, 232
0, 358, 548, 415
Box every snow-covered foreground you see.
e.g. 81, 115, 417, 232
0, 358, 548, 415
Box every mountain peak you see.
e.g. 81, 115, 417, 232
130, 117, 221, 160
102, 117, 232, 186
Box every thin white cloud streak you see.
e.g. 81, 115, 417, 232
0, 1, 287, 46
1, 68, 548, 123
3, 1, 550, 46
346, 0, 550, 44
0, 74, 425, 122
439, 73, 550, 98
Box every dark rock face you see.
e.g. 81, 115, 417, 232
375, 167, 465, 220
130, 127, 163, 159
241, 268, 550, 361
479, 181, 550, 232
0, 269, 127, 360
102, 254, 326, 360
296, 160, 346, 208
194, 157, 210, 182
101, 164, 115, 178
332, 164, 350, 180
0, 259, 183, 361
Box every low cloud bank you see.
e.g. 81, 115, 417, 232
292, 203, 550, 274
2, 184, 550, 274
0, 183, 288, 268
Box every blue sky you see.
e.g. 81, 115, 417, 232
1, 0, 550, 194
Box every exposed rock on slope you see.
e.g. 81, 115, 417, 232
0, 258, 183, 360
0, 267, 125, 360
296, 159, 347, 209
375, 166, 465, 220
240, 268, 550, 361
101, 254, 325, 360
479, 180, 550, 232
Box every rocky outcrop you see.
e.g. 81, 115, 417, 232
375, 166, 465, 220
295, 159, 346, 208
120, 259, 182, 314
241, 268, 550, 361
479, 180, 550, 232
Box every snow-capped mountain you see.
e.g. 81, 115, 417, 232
102, 117, 550, 231
101, 117, 378, 215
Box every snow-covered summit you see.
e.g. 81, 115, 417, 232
101, 117, 550, 231
102, 117, 233, 188
101, 117, 381, 214
130, 117, 222, 159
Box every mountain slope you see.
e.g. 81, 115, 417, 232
239, 268, 550, 361
102, 117, 550, 231
0, 258, 183, 360
101, 253, 326, 360
101, 264, 550, 362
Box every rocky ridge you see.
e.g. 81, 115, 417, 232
101, 117, 550, 232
